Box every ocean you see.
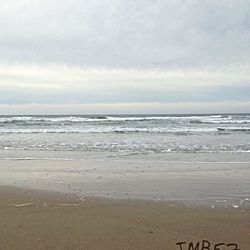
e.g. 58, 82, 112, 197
0, 114, 250, 155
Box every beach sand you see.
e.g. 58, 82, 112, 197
0, 186, 249, 250
1, 152, 250, 206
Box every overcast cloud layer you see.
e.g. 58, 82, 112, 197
0, 0, 249, 114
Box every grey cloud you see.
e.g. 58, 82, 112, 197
0, 0, 249, 68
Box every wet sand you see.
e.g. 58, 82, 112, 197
0, 186, 250, 250
0, 151, 250, 207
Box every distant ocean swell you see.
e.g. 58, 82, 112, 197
0, 114, 250, 134
0, 114, 249, 153
1, 114, 250, 124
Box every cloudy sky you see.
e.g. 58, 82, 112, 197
0, 0, 249, 114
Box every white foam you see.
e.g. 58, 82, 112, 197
0, 126, 218, 134
217, 127, 250, 132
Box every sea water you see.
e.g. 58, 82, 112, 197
0, 114, 249, 156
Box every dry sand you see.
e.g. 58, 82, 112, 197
0, 186, 249, 250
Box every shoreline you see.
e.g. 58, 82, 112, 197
0, 186, 250, 250
0, 151, 250, 208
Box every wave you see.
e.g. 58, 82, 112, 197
190, 115, 250, 124
0, 115, 250, 135
0, 116, 108, 124
0, 115, 184, 124
0, 127, 217, 134
217, 127, 250, 132
1, 126, 249, 134
195, 120, 250, 124
6, 114, 250, 121
1, 114, 247, 123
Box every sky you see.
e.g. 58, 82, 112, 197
0, 0, 249, 114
